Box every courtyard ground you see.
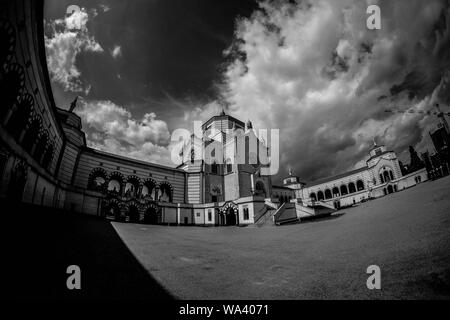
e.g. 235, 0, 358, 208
112, 176, 450, 300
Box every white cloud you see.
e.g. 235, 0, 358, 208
45, 8, 103, 94
221, 0, 450, 181
111, 45, 122, 59
76, 100, 175, 165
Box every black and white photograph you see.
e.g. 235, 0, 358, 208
1, 0, 449, 312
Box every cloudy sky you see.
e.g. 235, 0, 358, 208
44, 0, 450, 183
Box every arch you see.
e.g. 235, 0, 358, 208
7, 160, 28, 202
126, 204, 140, 223
255, 180, 266, 197
104, 200, 121, 221
219, 202, 239, 226
0, 63, 25, 120
332, 187, 340, 198
356, 180, 364, 191
124, 175, 141, 198
6, 93, 33, 139
211, 161, 218, 174
383, 170, 390, 182
42, 143, 54, 170
387, 185, 393, 194
142, 177, 157, 200
33, 129, 48, 164
309, 192, 317, 201
107, 171, 125, 194
159, 181, 173, 203
88, 167, 108, 191
324, 189, 332, 200
348, 182, 356, 194
144, 205, 159, 224
317, 190, 324, 201
0, 18, 16, 67
226, 158, 232, 173
340, 185, 348, 196
22, 116, 41, 153
389, 171, 394, 181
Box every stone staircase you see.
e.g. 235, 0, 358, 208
254, 207, 278, 227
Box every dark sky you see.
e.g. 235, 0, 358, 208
45, 0, 257, 123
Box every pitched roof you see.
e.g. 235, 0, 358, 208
306, 166, 368, 188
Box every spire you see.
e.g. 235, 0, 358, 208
68, 96, 79, 113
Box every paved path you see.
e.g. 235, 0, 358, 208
113, 176, 450, 299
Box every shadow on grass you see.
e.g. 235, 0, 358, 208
2, 201, 173, 300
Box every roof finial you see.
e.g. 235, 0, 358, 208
373, 137, 377, 147
220, 107, 226, 116
289, 168, 292, 176
69, 96, 79, 113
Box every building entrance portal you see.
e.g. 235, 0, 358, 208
127, 205, 140, 223
144, 207, 158, 224
219, 202, 239, 226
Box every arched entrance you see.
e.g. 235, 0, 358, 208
127, 205, 140, 223
105, 201, 121, 221
219, 202, 239, 226
144, 206, 158, 224
387, 185, 394, 194
225, 207, 237, 226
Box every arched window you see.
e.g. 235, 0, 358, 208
383, 171, 390, 182
348, 182, 356, 193
325, 189, 332, 199
309, 193, 317, 201
389, 171, 394, 181
41, 144, 54, 170
125, 176, 141, 197
6, 93, 33, 140
226, 158, 232, 173
356, 180, 364, 191
22, 118, 41, 154
0, 63, 25, 120
142, 178, 157, 200
159, 182, 173, 203
88, 168, 108, 191
332, 187, 340, 198
211, 162, 218, 174
317, 191, 324, 201
34, 130, 48, 164
255, 181, 266, 197
379, 173, 384, 184
340, 185, 348, 196
107, 172, 124, 194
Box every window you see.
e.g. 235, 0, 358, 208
375, 148, 382, 156
211, 195, 218, 202
243, 207, 249, 220
208, 210, 212, 221
196, 212, 201, 217
211, 162, 218, 174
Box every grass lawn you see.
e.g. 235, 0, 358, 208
112, 176, 450, 299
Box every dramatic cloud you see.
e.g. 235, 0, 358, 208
76, 100, 174, 165
221, 0, 450, 182
45, 8, 103, 94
